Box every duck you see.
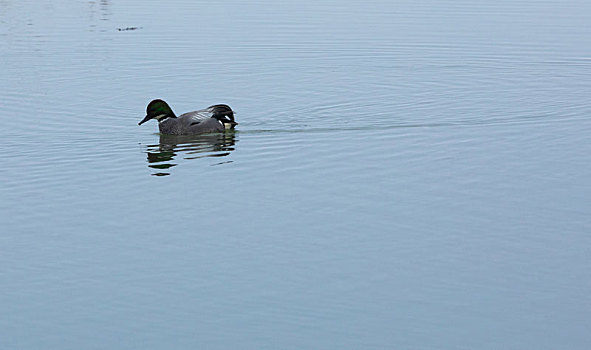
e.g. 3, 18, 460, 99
138, 99, 237, 135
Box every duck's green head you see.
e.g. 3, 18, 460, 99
138, 99, 176, 125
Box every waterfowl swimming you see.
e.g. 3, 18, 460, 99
138, 99, 237, 135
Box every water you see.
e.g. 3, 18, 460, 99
2, 0, 591, 348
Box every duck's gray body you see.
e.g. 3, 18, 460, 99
139, 100, 237, 135
159, 107, 231, 135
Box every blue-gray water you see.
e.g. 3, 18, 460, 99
2, 0, 591, 349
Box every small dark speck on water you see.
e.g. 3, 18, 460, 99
117, 26, 142, 31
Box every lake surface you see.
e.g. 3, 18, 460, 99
1, 0, 591, 348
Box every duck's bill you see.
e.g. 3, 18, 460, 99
138, 115, 151, 125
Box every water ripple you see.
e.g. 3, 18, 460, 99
142, 133, 238, 176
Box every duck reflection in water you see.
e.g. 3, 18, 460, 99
145, 132, 237, 176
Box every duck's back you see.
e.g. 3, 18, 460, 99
158, 108, 226, 135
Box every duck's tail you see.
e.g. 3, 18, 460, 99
209, 104, 237, 126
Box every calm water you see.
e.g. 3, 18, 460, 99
2, 0, 591, 348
